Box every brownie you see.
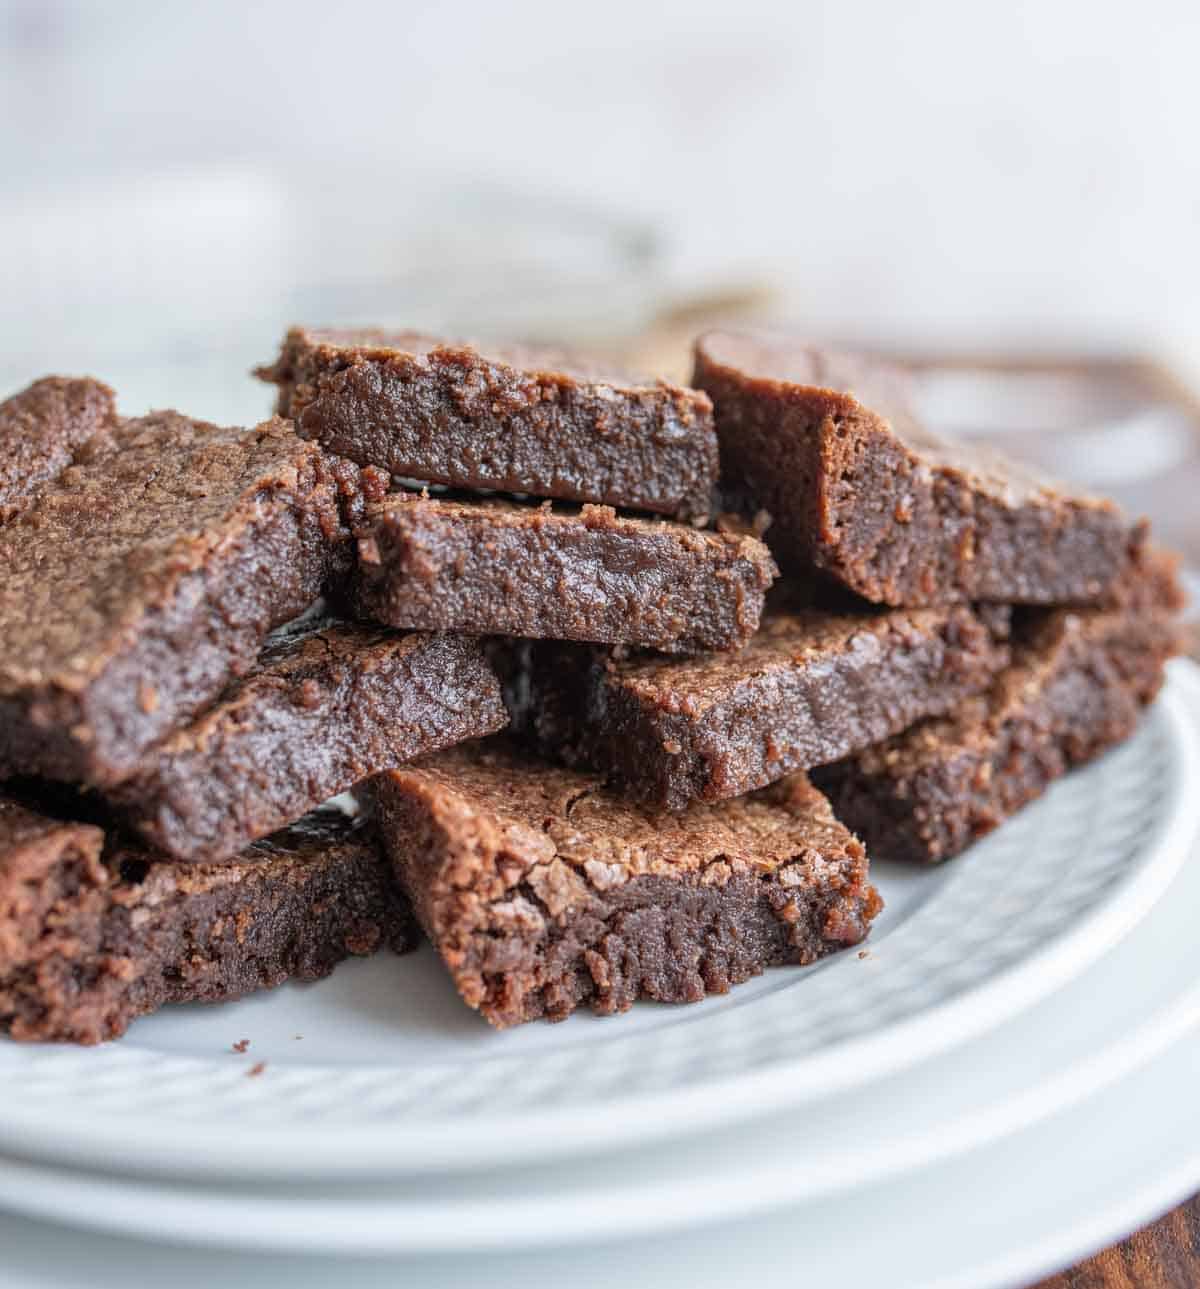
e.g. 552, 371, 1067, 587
0, 412, 365, 787
356, 493, 777, 653
693, 331, 1135, 606
0, 796, 414, 1044
110, 618, 509, 863
501, 593, 1011, 811
257, 327, 719, 521
370, 738, 881, 1028
0, 376, 116, 521
813, 551, 1185, 863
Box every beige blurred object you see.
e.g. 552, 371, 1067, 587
618, 284, 779, 381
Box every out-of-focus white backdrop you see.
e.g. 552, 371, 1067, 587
1, 0, 1198, 420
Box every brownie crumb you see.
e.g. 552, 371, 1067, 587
247, 1061, 266, 1078
232, 1039, 250, 1054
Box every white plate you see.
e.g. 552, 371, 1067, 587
3, 747, 1200, 1254
0, 665, 1197, 1183
1, 932, 1200, 1287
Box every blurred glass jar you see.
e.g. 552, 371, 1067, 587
0, 165, 663, 424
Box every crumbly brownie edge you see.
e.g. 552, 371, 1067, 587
114, 628, 509, 863
506, 603, 1011, 811
0, 813, 414, 1044
693, 342, 1131, 606
356, 499, 776, 653
0, 376, 118, 522
371, 768, 880, 1028
260, 329, 720, 522
812, 608, 1179, 864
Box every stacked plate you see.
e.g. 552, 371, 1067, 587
3, 664, 1200, 1289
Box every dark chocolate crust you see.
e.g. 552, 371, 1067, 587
371, 738, 880, 1028
0, 799, 414, 1044
111, 620, 509, 863
0, 412, 365, 787
812, 552, 1184, 863
258, 327, 719, 521
501, 593, 1011, 811
0, 376, 117, 522
356, 493, 777, 653
693, 332, 1134, 606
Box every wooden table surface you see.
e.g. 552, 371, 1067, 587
1036, 1197, 1200, 1287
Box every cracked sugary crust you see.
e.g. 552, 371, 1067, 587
813, 550, 1185, 863
356, 493, 777, 653
500, 592, 1012, 811
0, 376, 118, 522
693, 332, 1136, 606
0, 412, 372, 786
257, 327, 720, 521
370, 738, 881, 1028
0, 799, 414, 1044
110, 619, 509, 863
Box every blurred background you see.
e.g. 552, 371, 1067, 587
2, 0, 1198, 576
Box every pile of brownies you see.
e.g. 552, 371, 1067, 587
0, 328, 1184, 1043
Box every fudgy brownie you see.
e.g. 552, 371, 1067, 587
258, 327, 719, 521
0, 796, 413, 1044
813, 551, 1184, 863
0, 412, 364, 787
0, 376, 116, 521
693, 331, 1135, 605
111, 618, 509, 863
501, 593, 1011, 811
356, 493, 777, 653
370, 738, 881, 1028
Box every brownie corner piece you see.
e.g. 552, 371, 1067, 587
356, 493, 777, 653
0, 375, 118, 521
113, 619, 509, 863
370, 738, 881, 1028
0, 795, 413, 1044
258, 326, 719, 521
0, 410, 362, 786
692, 330, 1133, 606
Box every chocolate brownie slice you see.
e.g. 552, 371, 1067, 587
370, 738, 881, 1028
812, 551, 1184, 864
501, 593, 1011, 811
0, 796, 413, 1044
356, 493, 776, 653
258, 327, 718, 521
111, 619, 508, 863
693, 331, 1134, 606
0, 376, 116, 521
0, 412, 364, 787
